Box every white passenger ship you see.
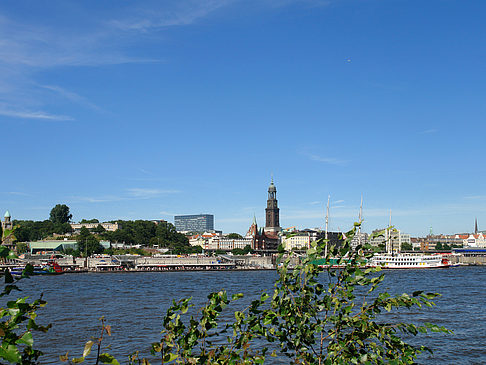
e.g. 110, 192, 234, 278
369, 253, 450, 269
368, 220, 450, 269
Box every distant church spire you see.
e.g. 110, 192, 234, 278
475, 218, 478, 234
264, 179, 281, 233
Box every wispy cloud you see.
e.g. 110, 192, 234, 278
464, 195, 486, 200
109, 0, 234, 32
126, 188, 181, 198
217, 216, 256, 224
71, 187, 180, 203
39, 85, 102, 112
0, 106, 73, 121
419, 128, 438, 134
0, 10, 156, 122
139, 168, 153, 175
306, 153, 349, 166
5, 191, 31, 196
72, 195, 124, 203
0, 0, 329, 121
266, 0, 331, 8
160, 211, 178, 216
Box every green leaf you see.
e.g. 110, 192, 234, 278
22, 264, 34, 277
0, 343, 22, 363
0, 246, 10, 258
4, 269, 14, 284
232, 293, 244, 300
16, 331, 34, 346
83, 340, 94, 358
99, 353, 120, 364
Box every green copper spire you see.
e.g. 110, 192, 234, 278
4, 210, 10, 218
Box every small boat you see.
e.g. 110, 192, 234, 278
9, 261, 64, 277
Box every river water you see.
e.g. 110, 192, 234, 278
9, 266, 486, 364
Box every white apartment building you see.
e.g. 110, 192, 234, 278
350, 232, 368, 249
369, 229, 411, 252
189, 232, 252, 251
71, 222, 119, 232
281, 234, 312, 251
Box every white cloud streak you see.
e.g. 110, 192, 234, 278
71, 187, 180, 203
109, 0, 234, 32
0, 106, 73, 121
39, 85, 102, 112
419, 128, 438, 134
0, 0, 329, 121
126, 188, 180, 198
307, 153, 349, 166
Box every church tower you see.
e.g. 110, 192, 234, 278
2, 210, 12, 232
264, 179, 281, 233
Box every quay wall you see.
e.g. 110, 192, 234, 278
451, 255, 486, 265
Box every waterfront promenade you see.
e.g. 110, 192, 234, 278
1, 254, 277, 272
2, 250, 486, 274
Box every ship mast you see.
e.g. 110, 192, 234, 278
325, 195, 330, 256
358, 195, 363, 247
387, 209, 392, 254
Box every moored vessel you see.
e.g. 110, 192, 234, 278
368, 253, 450, 269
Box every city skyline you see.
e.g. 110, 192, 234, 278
1, 1, 486, 236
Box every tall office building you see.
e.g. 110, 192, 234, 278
174, 214, 214, 232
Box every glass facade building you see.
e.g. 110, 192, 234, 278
174, 214, 214, 232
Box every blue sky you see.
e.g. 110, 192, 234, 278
1, 0, 485, 236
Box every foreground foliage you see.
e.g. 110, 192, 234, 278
0, 224, 451, 364
0, 247, 50, 364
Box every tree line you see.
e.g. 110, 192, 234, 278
10, 204, 200, 256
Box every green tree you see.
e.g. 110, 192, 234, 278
401, 242, 413, 251
76, 227, 103, 257
15, 242, 29, 254
92, 224, 106, 235
49, 204, 72, 224
80, 219, 99, 224
227, 233, 243, 239
231, 245, 252, 256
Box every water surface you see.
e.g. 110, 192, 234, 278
11, 267, 486, 364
